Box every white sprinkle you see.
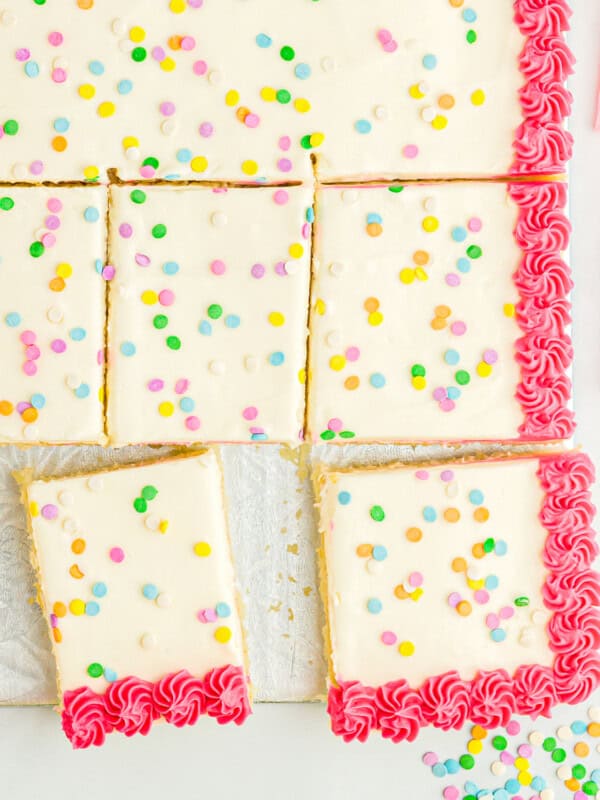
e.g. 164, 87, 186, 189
328, 262, 345, 277
490, 761, 505, 777
423, 196, 436, 212
46, 305, 64, 324
62, 517, 79, 534
52, 57, 68, 70
209, 359, 226, 375
519, 627, 533, 646
211, 211, 227, 228
445, 482, 459, 498
531, 609, 546, 625
125, 146, 140, 161
23, 424, 39, 441
119, 39, 134, 54
421, 106, 436, 123
208, 69, 222, 85
65, 374, 81, 390
12, 163, 28, 181
284, 260, 299, 275
160, 119, 176, 136
366, 559, 383, 576
111, 18, 126, 35
145, 514, 160, 531
539, 789, 554, 800
341, 190, 358, 205
140, 633, 157, 650
374, 105, 388, 121
321, 56, 337, 73
589, 706, 600, 722
156, 593, 172, 609
325, 330, 342, 349
87, 476, 104, 492
58, 491, 74, 507
0, 10, 16, 26
528, 730, 544, 746
244, 355, 259, 373
556, 765, 570, 780
556, 725, 573, 741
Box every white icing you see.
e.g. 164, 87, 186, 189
107, 184, 312, 445
0, 187, 105, 444
320, 458, 552, 687
308, 182, 524, 442
27, 450, 246, 693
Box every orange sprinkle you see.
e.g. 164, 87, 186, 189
344, 376, 360, 391
168, 35, 182, 50
574, 741, 590, 757
406, 527, 423, 543
444, 507, 460, 523
51, 135, 68, 152
49, 277, 66, 292
452, 557, 467, 573
356, 544, 372, 558
471, 725, 487, 740
236, 107, 250, 122
472, 542, 485, 559
53, 601, 67, 618
21, 407, 38, 423
413, 250, 429, 266
438, 94, 456, 110
366, 222, 383, 237
69, 564, 84, 579
71, 538, 86, 555
0, 400, 13, 416
435, 305, 451, 318
431, 317, 447, 331
457, 600, 472, 617
77, 0, 94, 7
474, 507, 490, 523
588, 722, 600, 737
565, 779, 580, 792
449, 0, 464, 6
363, 297, 380, 313
53, 628, 63, 643
394, 584, 410, 600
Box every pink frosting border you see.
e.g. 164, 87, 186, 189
61, 664, 251, 749
511, 0, 574, 175
509, 180, 575, 441
327, 453, 600, 742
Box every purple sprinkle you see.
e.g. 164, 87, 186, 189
274, 261, 287, 276
251, 263, 265, 279
483, 349, 498, 365
119, 223, 132, 239
440, 469, 454, 482
148, 378, 164, 392
16, 402, 31, 414
199, 122, 214, 138
432, 386, 446, 401
447, 592, 461, 608
445, 273, 461, 287
45, 215, 61, 230
41, 503, 58, 520
135, 253, 151, 267
50, 614, 58, 628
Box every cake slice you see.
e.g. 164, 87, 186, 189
307, 181, 573, 444
316, 452, 599, 741
21, 449, 251, 748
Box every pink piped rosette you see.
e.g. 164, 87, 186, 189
326, 453, 600, 742
61, 665, 251, 749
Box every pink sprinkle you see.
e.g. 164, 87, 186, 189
432, 387, 446, 401
135, 253, 150, 267
486, 613, 499, 630
41, 504, 58, 520
302, 222, 311, 239
41, 232, 56, 248
273, 189, 289, 206
187, 0, 204, 7
199, 121, 214, 137
102, 265, 115, 281
251, 263, 265, 279
97, 349, 105, 365
16, 402, 31, 414
243, 406, 258, 421
197, 608, 217, 623
152, 46, 166, 62
140, 165, 155, 179
148, 379, 164, 392
160, 101, 176, 117
468, 217, 482, 232
440, 469, 454, 482
25, 344, 40, 360
448, 592, 461, 608
381, 631, 397, 646
483, 349, 498, 365
377, 29, 392, 45
474, 589, 490, 605
174, 378, 189, 394
245, 113, 260, 128
415, 470, 429, 480
210, 259, 226, 275
499, 606, 514, 620
408, 571, 423, 588
185, 415, 201, 431
47, 197, 62, 213
275, 261, 288, 277
422, 752, 438, 767
29, 160, 44, 176
445, 273, 461, 287
50, 614, 58, 628
180, 36, 196, 51
48, 31, 64, 47
45, 215, 61, 230
249, 426, 264, 435
109, 547, 125, 563
159, 289, 175, 306
443, 788, 459, 800
193, 60, 207, 76
119, 223, 132, 239
500, 751, 514, 765
15, 48, 30, 62
278, 136, 291, 151
451, 320, 467, 336
383, 40, 398, 53
51, 339, 67, 353
439, 398, 455, 412
20, 330, 36, 345
402, 144, 419, 159
51, 67, 67, 83
23, 361, 37, 376
277, 158, 292, 173
517, 743, 532, 758
506, 720, 521, 735
345, 346, 360, 362
327, 417, 343, 433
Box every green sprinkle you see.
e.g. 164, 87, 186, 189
492, 735, 507, 751
320, 430, 335, 441
551, 748, 566, 763
466, 245, 482, 259
152, 223, 167, 239
339, 430, 355, 439
153, 314, 168, 330
572, 764, 587, 780
29, 241, 44, 258
207, 304, 223, 320
0, 197, 15, 211
459, 754, 475, 770
133, 497, 147, 513
583, 781, 598, 796
466, 29, 477, 44
464, 796, 477, 800
131, 46, 147, 62
542, 737, 556, 752
370, 505, 385, 522
33, 0, 47, 4
300, 134, 313, 150
388, 186, 404, 194
514, 596, 530, 607
166, 335, 181, 350
455, 370, 470, 386
483, 537, 495, 553
141, 485, 158, 501
130, 189, 146, 204
411, 363, 426, 378
142, 156, 159, 169
276, 89, 291, 104
3, 120, 18, 136
87, 662, 103, 678
280, 45, 295, 61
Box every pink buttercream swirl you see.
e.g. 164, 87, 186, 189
376, 680, 423, 742
419, 671, 470, 730
61, 665, 250, 748
327, 681, 378, 742
512, 665, 557, 718
509, 183, 575, 440
469, 670, 515, 729
512, 0, 574, 174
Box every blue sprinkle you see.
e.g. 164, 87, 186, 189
225, 314, 241, 329
370, 372, 386, 388
493, 791, 509, 800
31, 393, 46, 409
75, 383, 90, 399
367, 598, 382, 614
372, 545, 387, 561
198, 320, 212, 336
530, 777, 545, 792
491, 628, 506, 642
92, 582, 107, 598
457, 257, 471, 273
469, 489, 484, 505
494, 540, 508, 556
117, 79, 133, 95
85, 601, 100, 616
24, 61, 40, 78
164, 173, 182, 181
251, 432, 268, 441
452, 226, 467, 242
463, 8, 477, 23
571, 720, 587, 734
5, 312, 21, 327
176, 148, 193, 164
444, 759, 460, 775
591, 769, 600, 782
88, 60, 105, 76
215, 602, 231, 618
142, 583, 159, 600
163, 261, 180, 275
120, 341, 136, 356
179, 396, 195, 413
294, 63, 311, 80
465, 783, 479, 795
306, 206, 315, 223
104, 668, 118, 683
366, 212, 383, 225
447, 386, 461, 400
485, 574, 499, 591
504, 780, 520, 794
444, 349, 460, 366
69, 327, 86, 341
256, 33, 272, 48
84, 206, 100, 222
431, 763, 447, 778
338, 491, 351, 505
423, 506, 437, 523
269, 351, 285, 366
94, 258, 103, 275
355, 119, 372, 134
53, 117, 70, 133
422, 54, 437, 70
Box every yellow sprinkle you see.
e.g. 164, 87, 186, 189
315, 298, 326, 316
329, 355, 346, 372
225, 89, 240, 107
129, 25, 146, 42
518, 771, 532, 787
214, 626, 232, 644
97, 101, 116, 118
514, 757, 529, 771
268, 311, 285, 327
190, 156, 208, 173
399, 268, 415, 285
69, 599, 85, 616
432, 115, 448, 130
160, 57, 176, 72
398, 641, 415, 657
260, 86, 276, 102
169, 0, 186, 11
141, 290, 158, 305
56, 262, 73, 279
298, 368, 306, 384
83, 165, 99, 180
194, 541, 211, 557
409, 83, 425, 99
289, 243, 304, 259
368, 311, 384, 326
466, 578, 485, 591
158, 401, 174, 417
503, 303, 515, 317
422, 216, 439, 233
310, 132, 325, 147
294, 98, 311, 113
122, 136, 139, 150
467, 739, 483, 755
98, 386, 104, 403
158, 520, 169, 534
411, 587, 423, 601
477, 361, 492, 378
412, 376, 426, 391
242, 159, 258, 176
78, 83, 96, 100
415, 267, 429, 281
29, 501, 39, 517
471, 89, 486, 106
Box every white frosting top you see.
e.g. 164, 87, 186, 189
319, 458, 552, 688
0, 187, 105, 444
308, 182, 524, 443
107, 184, 312, 445
0, 0, 523, 182
27, 450, 246, 693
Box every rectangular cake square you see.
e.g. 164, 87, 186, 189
22, 449, 250, 748
0, 186, 106, 445
106, 184, 312, 445
307, 181, 573, 444
316, 452, 600, 741
0, 0, 572, 182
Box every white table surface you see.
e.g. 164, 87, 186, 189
2, 4, 600, 798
